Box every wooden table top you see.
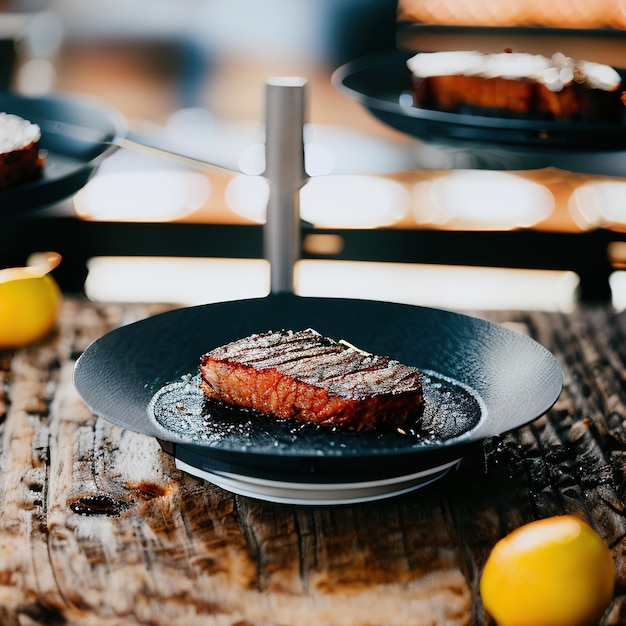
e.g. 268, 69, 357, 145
1, 297, 625, 626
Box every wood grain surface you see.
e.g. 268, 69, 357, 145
0, 298, 625, 625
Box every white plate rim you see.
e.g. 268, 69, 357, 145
175, 458, 458, 505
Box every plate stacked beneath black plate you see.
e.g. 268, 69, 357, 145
74, 294, 563, 505
176, 459, 460, 505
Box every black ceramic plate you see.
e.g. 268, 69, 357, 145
0, 92, 126, 215
73, 294, 562, 483
333, 50, 626, 150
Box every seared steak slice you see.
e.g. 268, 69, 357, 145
199, 329, 423, 431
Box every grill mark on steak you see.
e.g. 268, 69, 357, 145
215, 336, 339, 368
210, 332, 399, 385
200, 329, 424, 431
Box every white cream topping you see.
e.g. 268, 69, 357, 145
407, 51, 621, 92
482, 53, 552, 81
406, 50, 485, 78
0, 112, 41, 154
577, 60, 622, 91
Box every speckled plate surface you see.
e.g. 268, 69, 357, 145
74, 294, 562, 488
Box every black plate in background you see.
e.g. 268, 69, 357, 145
333, 50, 626, 150
0, 92, 126, 215
73, 294, 562, 481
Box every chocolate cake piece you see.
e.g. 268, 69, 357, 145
0, 113, 45, 190
407, 51, 625, 122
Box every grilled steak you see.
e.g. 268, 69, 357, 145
199, 328, 424, 431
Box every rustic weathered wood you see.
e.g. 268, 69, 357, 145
0, 298, 625, 625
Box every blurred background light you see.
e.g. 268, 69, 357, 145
412, 170, 555, 229
83, 256, 580, 312
224, 174, 410, 227
296, 261, 579, 311
569, 180, 626, 229
153, 110, 417, 177
224, 175, 270, 223
73, 170, 211, 221
14, 57, 56, 94
164, 108, 265, 174
85, 257, 270, 304
300, 175, 410, 227
609, 271, 626, 310
72, 145, 211, 221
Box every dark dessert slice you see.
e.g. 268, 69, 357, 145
407, 51, 625, 122
0, 113, 45, 190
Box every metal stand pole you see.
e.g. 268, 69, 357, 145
264, 77, 308, 294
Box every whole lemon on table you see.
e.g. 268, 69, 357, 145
480, 514, 615, 626
0, 252, 62, 349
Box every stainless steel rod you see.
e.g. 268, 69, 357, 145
264, 77, 308, 294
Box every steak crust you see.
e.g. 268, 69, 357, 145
199, 329, 424, 431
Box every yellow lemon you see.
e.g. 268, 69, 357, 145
480, 515, 615, 626
0, 252, 62, 349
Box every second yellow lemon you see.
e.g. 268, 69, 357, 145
480, 515, 615, 626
